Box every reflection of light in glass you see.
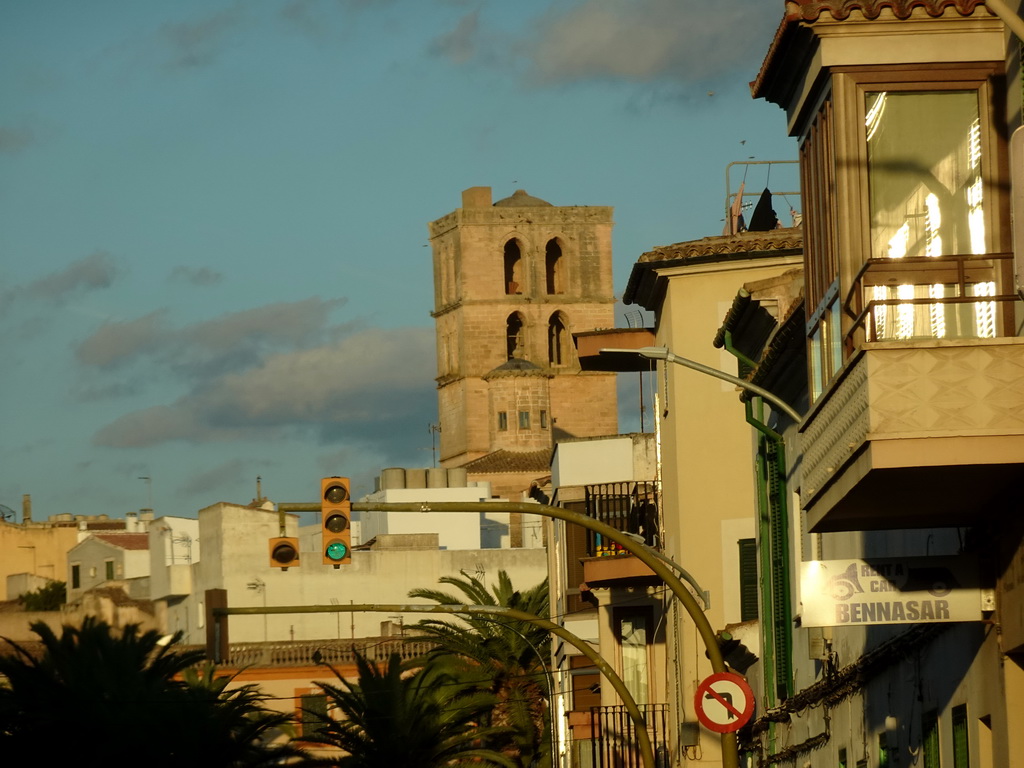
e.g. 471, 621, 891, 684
968, 118, 982, 169
872, 285, 888, 341
924, 193, 942, 257
967, 183, 986, 255
973, 281, 996, 337
896, 284, 915, 339
888, 222, 910, 259
929, 283, 946, 338
967, 118, 985, 255
866, 92, 887, 141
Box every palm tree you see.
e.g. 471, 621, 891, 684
0, 617, 306, 767
307, 650, 515, 768
408, 571, 551, 768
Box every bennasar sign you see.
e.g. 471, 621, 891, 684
800, 556, 983, 628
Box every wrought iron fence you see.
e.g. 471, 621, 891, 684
589, 703, 670, 768
584, 482, 660, 558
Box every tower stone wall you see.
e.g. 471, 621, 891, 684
428, 186, 619, 480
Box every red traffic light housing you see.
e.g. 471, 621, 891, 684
321, 477, 352, 567
269, 537, 300, 570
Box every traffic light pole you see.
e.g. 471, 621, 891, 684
349, 500, 740, 768
215, 601, 655, 768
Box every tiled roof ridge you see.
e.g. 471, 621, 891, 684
92, 532, 150, 549
639, 228, 803, 264
462, 449, 552, 474
787, 0, 986, 21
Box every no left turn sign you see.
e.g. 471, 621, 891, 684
694, 672, 755, 733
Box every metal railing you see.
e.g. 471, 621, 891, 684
584, 482, 660, 558
190, 637, 437, 668
589, 703, 670, 768
843, 252, 1019, 345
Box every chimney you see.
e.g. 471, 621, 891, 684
22, 494, 31, 524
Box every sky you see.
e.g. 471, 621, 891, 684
1, 0, 801, 524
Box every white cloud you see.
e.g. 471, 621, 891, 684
432, 0, 781, 92
75, 297, 349, 375
93, 326, 437, 448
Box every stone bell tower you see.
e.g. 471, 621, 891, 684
428, 186, 619, 499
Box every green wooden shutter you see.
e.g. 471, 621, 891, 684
738, 538, 758, 621
952, 704, 969, 768
923, 711, 940, 768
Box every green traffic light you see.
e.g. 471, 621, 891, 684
325, 540, 348, 561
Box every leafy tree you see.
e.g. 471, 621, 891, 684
408, 571, 551, 768
307, 650, 515, 768
18, 580, 66, 611
0, 617, 307, 767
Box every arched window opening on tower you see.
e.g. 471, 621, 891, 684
507, 312, 526, 360
545, 239, 564, 295
504, 239, 523, 295
548, 312, 570, 366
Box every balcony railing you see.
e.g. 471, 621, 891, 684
588, 703, 669, 768
584, 482, 660, 558
193, 638, 438, 669
844, 252, 1017, 345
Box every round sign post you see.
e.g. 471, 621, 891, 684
694, 672, 755, 734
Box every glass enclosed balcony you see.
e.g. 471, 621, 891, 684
800, 260, 1024, 532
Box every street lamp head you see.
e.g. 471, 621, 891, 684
598, 346, 670, 361
636, 346, 670, 360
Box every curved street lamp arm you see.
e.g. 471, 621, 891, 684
600, 346, 802, 423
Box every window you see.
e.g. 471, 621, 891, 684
615, 609, 651, 706
105, 560, 115, 580
299, 692, 329, 739
506, 313, 525, 360
548, 312, 570, 366
545, 239, 564, 294
801, 96, 841, 401
952, 704, 969, 768
738, 538, 758, 622
798, 64, 1009, 401
504, 239, 523, 294
71, 564, 80, 589
518, 411, 530, 429
540, 410, 548, 429
838, 747, 847, 768
866, 91, 982, 261
865, 89, 996, 342
498, 411, 508, 431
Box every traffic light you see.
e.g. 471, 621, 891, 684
321, 476, 352, 567
268, 536, 300, 570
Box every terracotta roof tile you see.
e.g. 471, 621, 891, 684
752, 1, 988, 100
462, 449, 552, 474
92, 533, 150, 550
787, 0, 985, 21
